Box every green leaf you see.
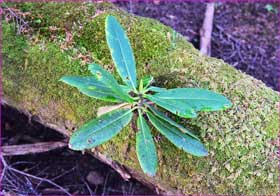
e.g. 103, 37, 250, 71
147, 105, 200, 140
147, 112, 208, 157
136, 114, 158, 176
148, 86, 167, 93
34, 19, 42, 24
142, 75, 154, 88
106, 15, 137, 90
150, 88, 232, 112
69, 109, 133, 150
88, 63, 133, 103
139, 79, 144, 92
59, 76, 124, 102
265, 4, 273, 12
120, 85, 132, 94
145, 94, 197, 118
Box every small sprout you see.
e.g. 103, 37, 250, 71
265, 4, 278, 13
59, 15, 232, 176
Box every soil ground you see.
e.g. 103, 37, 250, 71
1, 2, 279, 195
115, 1, 279, 91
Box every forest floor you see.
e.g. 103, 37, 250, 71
115, 1, 279, 91
1, 1, 279, 195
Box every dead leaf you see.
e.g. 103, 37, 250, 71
65, 31, 73, 43
97, 103, 131, 117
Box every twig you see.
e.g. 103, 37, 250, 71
50, 166, 76, 181
0, 156, 72, 196
102, 171, 112, 195
82, 175, 95, 196
2, 141, 67, 156
3, 6, 29, 27
0, 166, 7, 182
2, 3, 30, 35
200, 2, 215, 56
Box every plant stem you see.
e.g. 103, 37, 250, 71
132, 97, 140, 101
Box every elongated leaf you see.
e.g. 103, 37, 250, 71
147, 112, 208, 156
106, 15, 137, 90
60, 76, 126, 102
152, 88, 232, 111
147, 105, 200, 140
136, 115, 157, 176
139, 79, 144, 92
97, 103, 130, 117
148, 86, 167, 93
120, 84, 132, 94
142, 75, 154, 88
145, 94, 197, 118
88, 64, 133, 103
69, 109, 133, 150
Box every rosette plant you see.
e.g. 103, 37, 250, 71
60, 15, 232, 176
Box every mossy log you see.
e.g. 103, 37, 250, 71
2, 2, 279, 194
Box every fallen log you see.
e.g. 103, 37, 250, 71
2, 2, 278, 194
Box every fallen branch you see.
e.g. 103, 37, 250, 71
200, 2, 215, 56
2, 141, 67, 156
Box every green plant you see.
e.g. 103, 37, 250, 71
60, 15, 232, 176
265, 4, 278, 14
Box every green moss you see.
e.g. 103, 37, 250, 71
75, 11, 172, 80
2, 22, 28, 103
12, 2, 97, 36
2, 21, 110, 125
2, 3, 279, 194
265, 109, 279, 139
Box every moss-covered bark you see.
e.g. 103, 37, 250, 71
2, 2, 279, 194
